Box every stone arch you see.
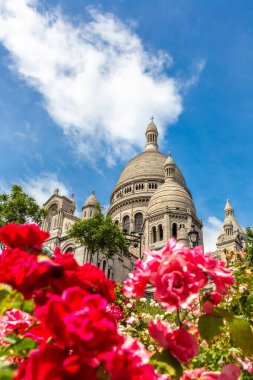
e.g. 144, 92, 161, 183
63, 246, 74, 253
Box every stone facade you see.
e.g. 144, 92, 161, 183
42, 120, 245, 282
213, 199, 246, 260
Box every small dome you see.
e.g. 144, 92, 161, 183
164, 152, 175, 166
224, 217, 233, 228
84, 191, 98, 207
146, 120, 158, 133
147, 181, 196, 216
224, 199, 233, 211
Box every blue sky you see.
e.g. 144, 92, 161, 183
0, 0, 253, 250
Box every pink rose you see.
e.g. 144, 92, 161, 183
0, 309, 33, 341
180, 364, 240, 380
149, 320, 199, 364
153, 247, 207, 311
199, 254, 234, 295
221, 364, 240, 380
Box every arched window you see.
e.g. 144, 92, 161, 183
115, 220, 119, 226
172, 223, 177, 239
158, 225, 163, 241
64, 246, 74, 253
134, 213, 143, 233
108, 267, 112, 279
102, 260, 106, 272
122, 215, 130, 234
47, 204, 58, 231
152, 226, 157, 243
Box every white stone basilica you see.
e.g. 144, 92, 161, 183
42, 119, 246, 281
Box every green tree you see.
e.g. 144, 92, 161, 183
68, 208, 129, 262
245, 227, 253, 266
0, 185, 47, 228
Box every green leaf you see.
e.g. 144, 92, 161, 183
13, 338, 37, 353
150, 349, 183, 379
212, 307, 234, 321
22, 300, 34, 314
0, 367, 15, 380
227, 317, 253, 356
198, 314, 224, 344
3, 333, 18, 345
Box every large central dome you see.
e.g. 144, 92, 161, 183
116, 150, 187, 190
108, 118, 203, 252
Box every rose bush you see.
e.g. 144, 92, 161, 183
0, 223, 252, 379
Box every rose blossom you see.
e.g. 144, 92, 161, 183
180, 364, 240, 380
0, 309, 33, 343
149, 319, 199, 364
198, 253, 234, 295
35, 287, 122, 366
153, 246, 207, 311
14, 344, 98, 380
47, 255, 116, 303
203, 291, 223, 314
0, 223, 49, 252
106, 304, 124, 321
105, 336, 170, 380
0, 248, 62, 299
123, 239, 234, 312
236, 356, 253, 373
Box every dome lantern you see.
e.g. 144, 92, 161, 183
224, 199, 234, 217
145, 116, 158, 152
82, 190, 99, 219
164, 152, 176, 181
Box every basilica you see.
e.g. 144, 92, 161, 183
42, 119, 246, 281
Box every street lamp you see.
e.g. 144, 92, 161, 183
188, 224, 199, 248
123, 230, 143, 259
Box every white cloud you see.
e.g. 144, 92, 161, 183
22, 173, 70, 205
0, 0, 203, 165
203, 216, 223, 253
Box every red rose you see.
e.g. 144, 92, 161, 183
203, 291, 223, 314
0, 248, 62, 299
149, 320, 199, 364
47, 257, 116, 303
0, 223, 49, 252
105, 336, 169, 380
35, 287, 122, 366
15, 344, 98, 380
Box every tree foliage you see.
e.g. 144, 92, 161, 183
0, 185, 47, 228
68, 209, 129, 260
245, 227, 253, 266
